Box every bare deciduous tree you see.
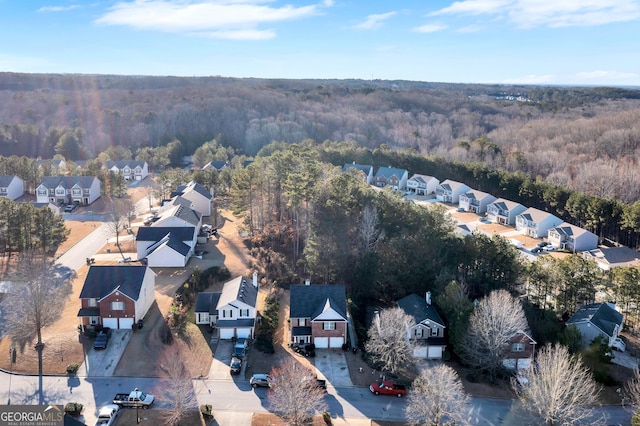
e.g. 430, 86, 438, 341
623, 368, 640, 407
154, 344, 197, 426
513, 344, 601, 426
461, 289, 528, 381
365, 308, 414, 374
2, 252, 73, 403
267, 358, 327, 426
360, 203, 384, 253
104, 197, 130, 259
406, 364, 471, 426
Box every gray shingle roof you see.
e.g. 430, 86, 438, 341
105, 160, 146, 169
39, 175, 97, 189
0, 175, 17, 187
343, 163, 373, 175
195, 292, 221, 314
79, 265, 148, 301
375, 166, 407, 179
289, 284, 347, 320
566, 303, 624, 338
218, 276, 258, 309
397, 294, 445, 327
136, 226, 195, 242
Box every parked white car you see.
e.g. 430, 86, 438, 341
94, 404, 120, 426
611, 337, 626, 352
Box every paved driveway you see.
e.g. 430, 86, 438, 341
78, 330, 131, 377
311, 349, 353, 387
209, 340, 234, 380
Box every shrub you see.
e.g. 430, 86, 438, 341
66, 363, 79, 374
322, 411, 332, 425
200, 404, 213, 419
64, 402, 83, 417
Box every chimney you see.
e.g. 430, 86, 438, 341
305, 278, 310, 286
426, 291, 431, 305
253, 272, 258, 288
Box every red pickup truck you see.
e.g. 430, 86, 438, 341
369, 380, 407, 397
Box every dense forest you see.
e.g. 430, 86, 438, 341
1, 72, 640, 203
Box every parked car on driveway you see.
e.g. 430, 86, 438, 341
611, 337, 626, 352
230, 356, 242, 375
94, 404, 120, 426
369, 380, 407, 397
293, 343, 316, 357
93, 328, 112, 350
250, 374, 273, 388
233, 338, 248, 358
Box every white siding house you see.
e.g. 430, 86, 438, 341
0, 175, 24, 201
515, 208, 562, 238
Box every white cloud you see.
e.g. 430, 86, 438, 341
413, 23, 448, 33
430, 0, 640, 28
38, 5, 80, 12
502, 74, 556, 84
354, 12, 397, 30
456, 24, 483, 33
94, 0, 330, 40
574, 70, 639, 81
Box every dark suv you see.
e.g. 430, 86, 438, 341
93, 328, 112, 350
293, 343, 316, 357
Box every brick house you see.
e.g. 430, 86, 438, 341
289, 282, 348, 349
502, 330, 537, 371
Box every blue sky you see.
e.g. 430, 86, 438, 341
1, 0, 639, 86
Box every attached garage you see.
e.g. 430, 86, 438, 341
329, 337, 344, 348
314, 337, 329, 348
119, 318, 134, 330
102, 318, 118, 329
219, 328, 235, 339
236, 328, 252, 339
413, 345, 444, 359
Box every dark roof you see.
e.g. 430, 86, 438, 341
375, 166, 407, 179
397, 294, 445, 327
39, 176, 97, 189
105, 160, 146, 169
77, 307, 100, 317
173, 204, 201, 226
289, 284, 347, 320
217, 318, 256, 328
79, 265, 148, 301
343, 163, 373, 174
0, 175, 18, 186
218, 276, 258, 309
204, 160, 228, 171
566, 303, 624, 338
187, 181, 212, 199
195, 292, 221, 314
163, 235, 192, 256
292, 326, 313, 336
136, 226, 195, 242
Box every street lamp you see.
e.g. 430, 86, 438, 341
134, 387, 140, 424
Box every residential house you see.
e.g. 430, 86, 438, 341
77, 265, 155, 330
548, 223, 598, 252
486, 198, 527, 225
343, 162, 374, 185
195, 274, 258, 339
566, 302, 624, 348
153, 200, 202, 231
435, 179, 471, 204
582, 247, 640, 271
502, 330, 537, 371
35, 176, 101, 205
458, 189, 497, 214
136, 226, 197, 267
397, 292, 447, 359
172, 181, 213, 216
374, 166, 408, 190
406, 174, 439, 195
515, 208, 562, 238
202, 160, 228, 172
37, 158, 67, 175
289, 282, 348, 349
0, 175, 24, 200
29, 201, 62, 216
105, 160, 148, 181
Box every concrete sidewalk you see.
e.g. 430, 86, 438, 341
212, 411, 373, 426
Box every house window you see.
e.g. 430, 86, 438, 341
90, 316, 99, 325
239, 309, 249, 317
414, 328, 423, 337
37, 189, 47, 196
323, 322, 336, 331
431, 328, 439, 337
111, 301, 125, 311
88, 298, 97, 307
512, 343, 525, 352
299, 318, 306, 326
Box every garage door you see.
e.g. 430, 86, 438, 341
219, 328, 235, 339
427, 346, 443, 359
102, 318, 118, 329
413, 347, 428, 359
314, 337, 329, 348
329, 337, 344, 348
236, 328, 252, 339
119, 318, 134, 330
